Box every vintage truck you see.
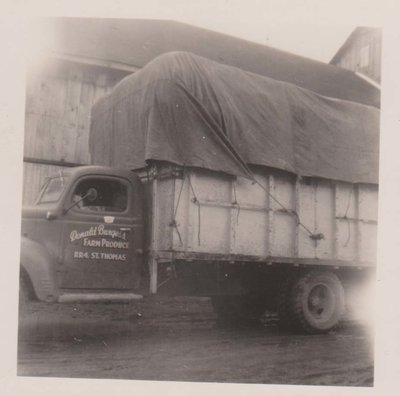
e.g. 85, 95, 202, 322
20, 52, 379, 334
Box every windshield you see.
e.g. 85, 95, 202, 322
37, 175, 69, 204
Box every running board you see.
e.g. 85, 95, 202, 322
58, 292, 143, 303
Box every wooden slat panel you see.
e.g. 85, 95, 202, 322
48, 76, 68, 160
272, 172, 295, 257
315, 180, 334, 259
333, 30, 381, 83
75, 80, 95, 163
359, 184, 378, 221
155, 166, 377, 266
173, 177, 190, 250
298, 182, 316, 258
62, 67, 83, 162
24, 63, 123, 165
23, 113, 39, 158
336, 182, 358, 261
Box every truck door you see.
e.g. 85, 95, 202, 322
59, 174, 143, 291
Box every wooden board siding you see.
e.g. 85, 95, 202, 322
149, 166, 377, 268
24, 58, 129, 163
23, 58, 130, 204
333, 30, 381, 83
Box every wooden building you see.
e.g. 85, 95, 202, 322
24, 58, 130, 203
23, 18, 380, 204
330, 27, 381, 85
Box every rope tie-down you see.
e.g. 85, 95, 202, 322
168, 167, 202, 246
187, 172, 202, 246
168, 166, 325, 248
251, 178, 325, 242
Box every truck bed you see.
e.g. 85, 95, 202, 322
145, 164, 377, 268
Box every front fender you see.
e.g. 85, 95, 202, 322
20, 236, 58, 302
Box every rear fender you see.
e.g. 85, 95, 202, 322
20, 236, 58, 302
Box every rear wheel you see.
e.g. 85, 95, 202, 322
289, 270, 345, 334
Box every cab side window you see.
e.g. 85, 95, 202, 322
72, 178, 128, 213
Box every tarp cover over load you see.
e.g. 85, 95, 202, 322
90, 52, 379, 184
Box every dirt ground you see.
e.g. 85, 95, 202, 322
17, 296, 374, 386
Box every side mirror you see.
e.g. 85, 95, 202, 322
86, 187, 98, 202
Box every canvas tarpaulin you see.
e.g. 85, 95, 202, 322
90, 52, 379, 184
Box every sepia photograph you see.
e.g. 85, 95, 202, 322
1, 1, 399, 395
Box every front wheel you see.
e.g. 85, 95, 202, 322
289, 270, 345, 334
19, 270, 36, 313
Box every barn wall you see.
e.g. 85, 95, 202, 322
23, 58, 130, 204
332, 30, 381, 83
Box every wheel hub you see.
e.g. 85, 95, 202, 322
309, 295, 320, 307
308, 284, 333, 318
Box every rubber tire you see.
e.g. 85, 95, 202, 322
19, 273, 30, 312
289, 270, 345, 334
19, 270, 36, 312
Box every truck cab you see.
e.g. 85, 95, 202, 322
20, 166, 145, 303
